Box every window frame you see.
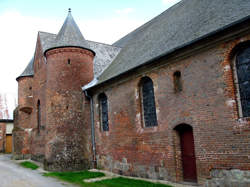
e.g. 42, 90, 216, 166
173, 71, 183, 93
98, 93, 109, 132
139, 77, 158, 128
232, 46, 250, 118
37, 100, 41, 134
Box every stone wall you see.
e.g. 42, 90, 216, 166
205, 169, 250, 187
92, 32, 250, 184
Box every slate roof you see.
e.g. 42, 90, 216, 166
95, 0, 250, 86
87, 41, 121, 77
18, 0, 250, 88
45, 10, 93, 54
17, 34, 121, 79
16, 57, 34, 80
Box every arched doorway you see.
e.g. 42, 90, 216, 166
174, 124, 197, 182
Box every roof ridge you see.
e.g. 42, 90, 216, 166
38, 31, 56, 35
87, 40, 122, 49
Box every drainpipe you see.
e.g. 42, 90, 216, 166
84, 90, 97, 168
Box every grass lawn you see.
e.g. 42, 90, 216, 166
20, 161, 39, 170
43, 170, 105, 185
44, 171, 172, 187
92, 177, 172, 187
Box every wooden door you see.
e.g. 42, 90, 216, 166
179, 126, 197, 182
5, 135, 12, 153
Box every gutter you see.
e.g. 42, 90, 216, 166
84, 90, 97, 168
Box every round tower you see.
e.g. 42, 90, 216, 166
13, 58, 34, 159
44, 9, 95, 171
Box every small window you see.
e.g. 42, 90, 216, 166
37, 100, 41, 133
173, 71, 182, 93
68, 59, 71, 65
235, 47, 250, 117
99, 93, 109, 131
140, 77, 158, 127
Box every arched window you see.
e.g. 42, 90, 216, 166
140, 77, 158, 127
98, 93, 109, 131
173, 71, 182, 93
37, 100, 41, 133
236, 47, 250, 117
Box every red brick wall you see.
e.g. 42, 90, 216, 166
44, 47, 94, 171
18, 77, 33, 110
0, 123, 6, 152
30, 36, 47, 162
13, 77, 33, 158
92, 34, 250, 184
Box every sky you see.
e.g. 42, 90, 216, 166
0, 0, 181, 112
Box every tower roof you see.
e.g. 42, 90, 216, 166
16, 57, 34, 80
45, 9, 94, 54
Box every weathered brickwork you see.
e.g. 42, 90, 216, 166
30, 36, 47, 162
0, 123, 6, 152
44, 47, 94, 171
12, 77, 33, 159
14, 34, 95, 169
13, 6, 250, 186
92, 33, 250, 185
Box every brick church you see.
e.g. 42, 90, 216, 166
13, 0, 250, 185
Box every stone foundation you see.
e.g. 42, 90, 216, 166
205, 169, 250, 187
31, 154, 45, 163
44, 158, 90, 171
97, 155, 172, 181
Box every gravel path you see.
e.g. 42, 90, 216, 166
0, 154, 76, 187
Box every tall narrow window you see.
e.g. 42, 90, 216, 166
140, 77, 158, 127
173, 71, 182, 93
37, 100, 41, 133
99, 93, 109, 131
236, 47, 250, 117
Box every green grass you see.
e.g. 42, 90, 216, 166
43, 170, 105, 186
43, 171, 172, 187
92, 177, 172, 187
20, 161, 39, 170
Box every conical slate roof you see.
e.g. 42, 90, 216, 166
17, 9, 121, 81
45, 9, 93, 54
16, 57, 34, 80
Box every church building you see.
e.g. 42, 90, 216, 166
13, 0, 250, 185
